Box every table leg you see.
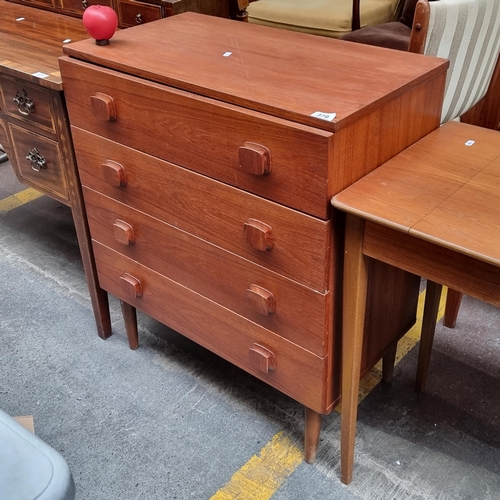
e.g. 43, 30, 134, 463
70, 205, 112, 340
415, 280, 442, 392
120, 300, 139, 350
340, 214, 369, 485
382, 342, 398, 383
443, 288, 463, 329
304, 407, 322, 463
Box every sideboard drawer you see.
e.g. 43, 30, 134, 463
85, 187, 331, 355
60, 57, 333, 219
60, 0, 114, 15
9, 123, 68, 201
116, 0, 162, 27
0, 76, 55, 133
72, 127, 331, 291
93, 242, 331, 412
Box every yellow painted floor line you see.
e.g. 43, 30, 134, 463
0, 188, 44, 214
212, 287, 448, 499
210, 431, 303, 500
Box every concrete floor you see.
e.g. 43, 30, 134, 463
1, 158, 499, 500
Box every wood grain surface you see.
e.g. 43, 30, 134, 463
62, 12, 448, 132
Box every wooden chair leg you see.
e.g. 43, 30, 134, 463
415, 280, 442, 392
340, 215, 368, 485
120, 300, 139, 350
443, 288, 463, 329
382, 342, 398, 383
304, 407, 322, 463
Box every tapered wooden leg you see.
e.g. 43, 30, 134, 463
382, 342, 398, 383
340, 215, 369, 485
120, 300, 139, 350
304, 407, 322, 463
70, 205, 112, 340
443, 288, 463, 329
415, 280, 443, 392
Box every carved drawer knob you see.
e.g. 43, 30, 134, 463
113, 219, 135, 245
239, 142, 271, 176
243, 219, 274, 251
102, 160, 127, 186
246, 284, 276, 316
120, 273, 142, 299
90, 92, 117, 121
249, 343, 276, 373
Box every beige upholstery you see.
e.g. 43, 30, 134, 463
247, 0, 403, 39
424, 0, 500, 123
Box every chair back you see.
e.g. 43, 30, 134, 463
422, 0, 500, 123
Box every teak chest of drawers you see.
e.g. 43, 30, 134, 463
59, 13, 448, 460
0, 0, 111, 339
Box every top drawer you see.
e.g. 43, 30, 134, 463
0, 76, 55, 133
116, 0, 163, 28
60, 0, 114, 15
59, 57, 333, 219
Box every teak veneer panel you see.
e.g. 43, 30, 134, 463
62, 12, 448, 133
70, 127, 331, 291
60, 58, 333, 218
93, 242, 331, 413
84, 187, 331, 356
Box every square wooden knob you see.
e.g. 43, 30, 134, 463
249, 344, 276, 373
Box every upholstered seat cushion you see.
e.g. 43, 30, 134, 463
340, 0, 418, 50
247, 0, 402, 39
341, 21, 411, 50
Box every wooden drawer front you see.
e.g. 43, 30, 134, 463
117, 0, 162, 28
1, 77, 54, 133
93, 242, 331, 412
60, 57, 333, 219
72, 128, 331, 291
8, 123, 68, 201
14, 0, 56, 7
60, 0, 114, 15
85, 187, 331, 355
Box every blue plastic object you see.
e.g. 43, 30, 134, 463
0, 409, 75, 500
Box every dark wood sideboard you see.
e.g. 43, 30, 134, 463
59, 13, 448, 460
0, 0, 111, 337
6, 0, 248, 27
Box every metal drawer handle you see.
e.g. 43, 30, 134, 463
26, 148, 47, 172
135, 13, 143, 24
82, 0, 88, 9
13, 90, 35, 116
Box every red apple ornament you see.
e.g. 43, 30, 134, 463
82, 5, 118, 46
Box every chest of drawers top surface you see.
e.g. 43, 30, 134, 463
0, 1, 89, 89
62, 12, 448, 132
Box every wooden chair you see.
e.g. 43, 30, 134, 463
245, 0, 402, 39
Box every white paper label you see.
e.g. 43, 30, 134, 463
63, 39, 72, 44
311, 111, 336, 122
223, 52, 232, 57
32, 72, 49, 79
16, 17, 25, 21
465, 140, 475, 146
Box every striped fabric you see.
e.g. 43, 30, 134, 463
424, 0, 500, 123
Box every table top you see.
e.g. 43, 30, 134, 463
332, 121, 500, 267
62, 11, 448, 133
0, 0, 89, 90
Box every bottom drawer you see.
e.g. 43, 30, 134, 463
8, 123, 68, 202
93, 242, 332, 413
